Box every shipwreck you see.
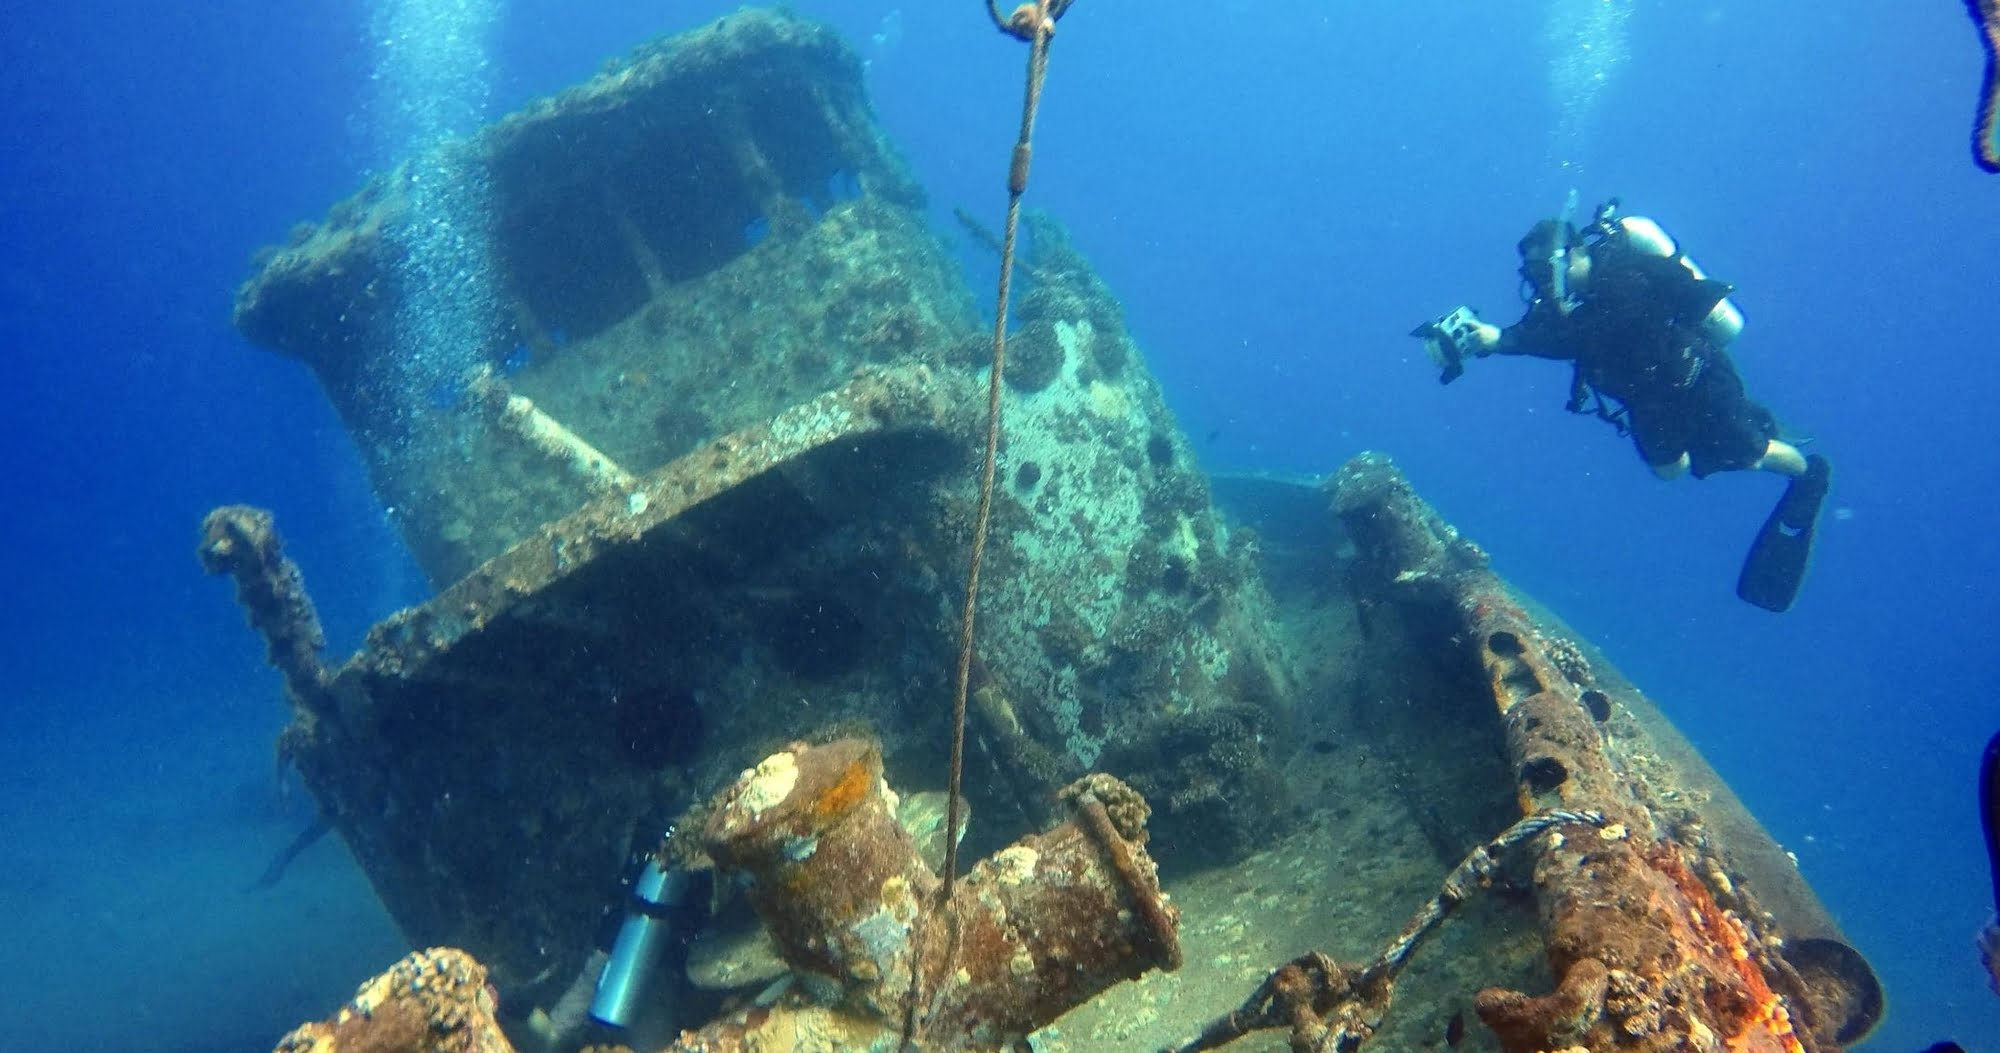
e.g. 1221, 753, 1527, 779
206, 9, 1882, 1053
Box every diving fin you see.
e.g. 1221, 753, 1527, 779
1735, 454, 1831, 612
247, 814, 332, 892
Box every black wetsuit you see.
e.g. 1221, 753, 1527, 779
1494, 228, 1778, 478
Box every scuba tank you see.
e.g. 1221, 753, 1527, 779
1609, 213, 1745, 347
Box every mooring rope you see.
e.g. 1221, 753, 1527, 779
942, 0, 1065, 903
904, 4, 1069, 1049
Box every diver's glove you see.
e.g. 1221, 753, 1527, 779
1409, 306, 1500, 384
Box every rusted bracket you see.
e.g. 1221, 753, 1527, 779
1169, 810, 1602, 1053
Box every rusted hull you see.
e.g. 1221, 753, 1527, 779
1331, 452, 1877, 1053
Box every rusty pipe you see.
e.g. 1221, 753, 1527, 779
199, 505, 330, 714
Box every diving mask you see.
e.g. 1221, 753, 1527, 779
1517, 219, 1581, 312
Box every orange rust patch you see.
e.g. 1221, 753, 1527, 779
1646, 845, 1806, 1053
812, 756, 873, 822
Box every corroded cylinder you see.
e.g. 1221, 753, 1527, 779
921, 784, 1181, 1050
701, 739, 1181, 1052
704, 738, 939, 1008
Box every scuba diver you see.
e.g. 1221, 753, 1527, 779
1411, 199, 1831, 612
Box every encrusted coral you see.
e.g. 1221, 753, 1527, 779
273, 948, 510, 1053
1002, 320, 1065, 393
1108, 704, 1290, 869
1058, 771, 1152, 843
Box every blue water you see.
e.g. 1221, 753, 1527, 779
3, 1, 1996, 1049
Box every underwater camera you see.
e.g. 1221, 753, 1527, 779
1411, 306, 1496, 385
